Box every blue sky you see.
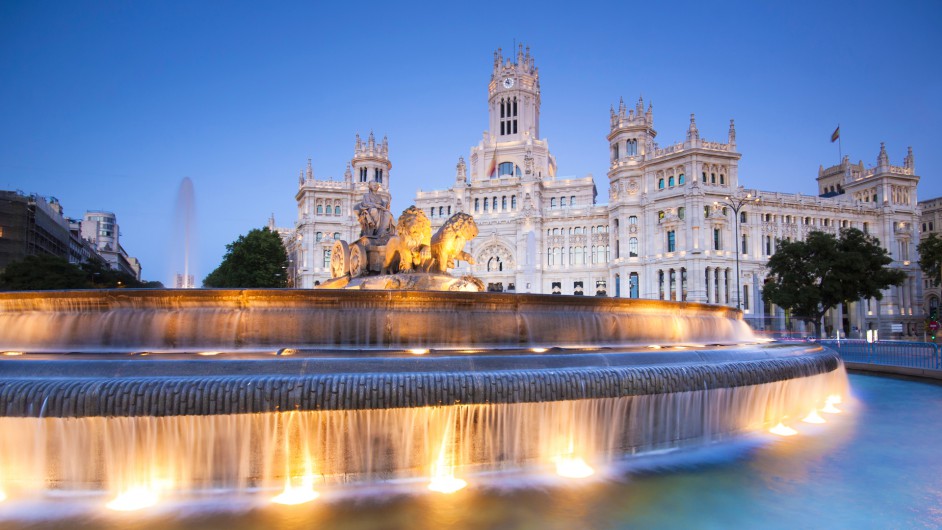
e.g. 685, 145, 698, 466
1, 1, 940, 285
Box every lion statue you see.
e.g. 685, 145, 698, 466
382, 206, 432, 274
429, 213, 478, 274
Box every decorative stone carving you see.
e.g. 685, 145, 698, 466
354, 182, 395, 241
430, 213, 479, 273
382, 206, 432, 274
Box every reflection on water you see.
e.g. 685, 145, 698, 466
3, 374, 941, 529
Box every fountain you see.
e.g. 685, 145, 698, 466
0, 187, 848, 517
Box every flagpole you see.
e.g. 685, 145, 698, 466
838, 129, 842, 162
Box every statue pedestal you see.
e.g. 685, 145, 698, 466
318, 273, 484, 292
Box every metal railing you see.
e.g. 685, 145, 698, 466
816, 339, 942, 371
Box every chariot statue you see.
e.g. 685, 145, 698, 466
324, 186, 482, 291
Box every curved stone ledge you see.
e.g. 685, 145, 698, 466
0, 348, 842, 418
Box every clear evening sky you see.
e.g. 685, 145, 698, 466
1, 1, 940, 285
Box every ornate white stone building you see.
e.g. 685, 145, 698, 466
919, 195, 941, 323
281, 45, 925, 338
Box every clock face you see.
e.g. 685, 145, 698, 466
502, 78, 515, 89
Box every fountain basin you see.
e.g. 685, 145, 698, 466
0, 289, 751, 351
0, 289, 848, 504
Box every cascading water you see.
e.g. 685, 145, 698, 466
0, 369, 847, 501
0, 289, 849, 515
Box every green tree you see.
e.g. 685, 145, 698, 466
918, 233, 942, 289
203, 227, 289, 288
0, 254, 89, 290
762, 228, 906, 337
81, 259, 143, 288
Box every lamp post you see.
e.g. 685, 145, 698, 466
715, 189, 760, 310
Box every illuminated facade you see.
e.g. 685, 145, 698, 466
283, 46, 925, 338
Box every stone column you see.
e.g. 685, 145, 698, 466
706, 267, 713, 303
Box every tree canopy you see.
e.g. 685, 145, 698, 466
917, 233, 942, 288
203, 227, 289, 288
0, 254, 149, 290
762, 228, 907, 336
0, 254, 90, 290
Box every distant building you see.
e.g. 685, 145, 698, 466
0, 191, 144, 281
919, 196, 942, 320
81, 210, 141, 281
174, 273, 195, 289
0, 190, 71, 270
278, 46, 926, 339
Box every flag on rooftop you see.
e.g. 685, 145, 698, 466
831, 126, 840, 143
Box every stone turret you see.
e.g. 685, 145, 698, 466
351, 131, 392, 190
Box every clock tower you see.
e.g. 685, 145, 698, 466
488, 44, 540, 142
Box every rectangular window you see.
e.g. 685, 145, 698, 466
714, 229, 722, 250
667, 230, 676, 252
743, 284, 750, 310
323, 249, 331, 268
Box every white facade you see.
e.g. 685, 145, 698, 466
80, 210, 141, 280
919, 196, 941, 323
285, 133, 392, 288
283, 45, 925, 338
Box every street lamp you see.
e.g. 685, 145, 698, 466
715, 189, 760, 310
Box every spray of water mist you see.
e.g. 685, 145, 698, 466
172, 177, 196, 287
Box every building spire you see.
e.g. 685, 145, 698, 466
728, 119, 736, 146
355, 132, 362, 153
306, 158, 313, 180
686, 113, 699, 142
344, 163, 352, 183
636, 95, 644, 116
904, 146, 914, 170
877, 142, 889, 167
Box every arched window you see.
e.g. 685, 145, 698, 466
447, 206, 451, 215
711, 173, 716, 184
511, 195, 517, 209
502, 196, 507, 210
553, 247, 560, 265
551, 198, 556, 208
439, 206, 444, 217
702, 172, 707, 183
570, 196, 576, 206
333, 232, 341, 240
315, 232, 323, 242
492, 197, 498, 210
658, 178, 665, 190
317, 204, 323, 215
678, 207, 685, 220
547, 248, 553, 266
629, 272, 639, 299
668, 176, 675, 187
575, 246, 583, 265
628, 215, 638, 225
474, 198, 480, 212
430, 208, 436, 218
375, 169, 383, 183
740, 211, 747, 223
334, 205, 341, 215
561, 196, 567, 207
629, 237, 639, 257
498, 162, 515, 177
484, 199, 489, 212
720, 174, 725, 184
487, 256, 503, 272
678, 173, 685, 185
553, 228, 559, 235
741, 234, 748, 254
